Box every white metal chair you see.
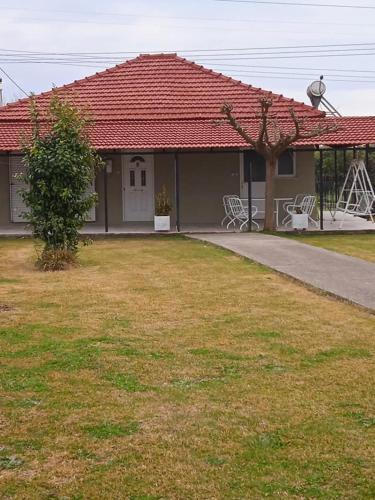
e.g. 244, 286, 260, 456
281, 193, 306, 226
284, 195, 318, 227
221, 195, 239, 228
227, 196, 259, 231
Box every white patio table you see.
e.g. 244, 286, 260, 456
240, 197, 293, 227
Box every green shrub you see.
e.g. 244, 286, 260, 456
21, 93, 103, 266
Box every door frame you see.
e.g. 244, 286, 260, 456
239, 152, 266, 197
121, 153, 155, 222
239, 152, 266, 220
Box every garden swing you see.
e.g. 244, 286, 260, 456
332, 159, 375, 228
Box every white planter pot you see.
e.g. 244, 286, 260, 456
292, 213, 309, 230
154, 215, 171, 232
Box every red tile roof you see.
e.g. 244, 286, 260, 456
296, 116, 375, 146
0, 117, 374, 151
0, 54, 375, 150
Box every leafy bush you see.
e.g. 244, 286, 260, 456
21, 93, 103, 267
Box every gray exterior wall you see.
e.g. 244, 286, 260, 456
179, 152, 240, 224
274, 151, 315, 199
0, 150, 316, 227
94, 152, 240, 225
154, 153, 176, 224
274, 151, 316, 220
96, 154, 124, 226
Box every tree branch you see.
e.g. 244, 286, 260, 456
221, 103, 259, 149
286, 106, 340, 146
221, 97, 343, 155
221, 96, 343, 231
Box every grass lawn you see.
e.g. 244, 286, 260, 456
0, 237, 374, 499
281, 233, 375, 263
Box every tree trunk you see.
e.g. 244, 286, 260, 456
264, 158, 277, 231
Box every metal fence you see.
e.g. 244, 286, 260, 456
315, 147, 375, 214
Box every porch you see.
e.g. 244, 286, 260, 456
1, 149, 316, 231
0, 210, 373, 237
0, 147, 374, 235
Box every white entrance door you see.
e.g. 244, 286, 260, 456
122, 154, 154, 221
9, 156, 30, 222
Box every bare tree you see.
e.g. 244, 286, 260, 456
221, 97, 340, 230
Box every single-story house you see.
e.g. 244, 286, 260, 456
0, 53, 375, 231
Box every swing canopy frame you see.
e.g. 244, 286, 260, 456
333, 159, 375, 228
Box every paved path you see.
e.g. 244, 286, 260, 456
189, 233, 375, 311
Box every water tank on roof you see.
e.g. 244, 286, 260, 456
306, 76, 341, 117
307, 77, 326, 108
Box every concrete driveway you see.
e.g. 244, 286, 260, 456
189, 233, 375, 312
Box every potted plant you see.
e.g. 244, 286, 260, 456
154, 185, 172, 231
291, 207, 308, 230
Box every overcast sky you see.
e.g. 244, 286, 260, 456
1, 0, 375, 115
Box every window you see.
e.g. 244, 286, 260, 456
130, 156, 145, 166
141, 170, 146, 187
130, 170, 135, 187
277, 150, 295, 176
243, 150, 296, 179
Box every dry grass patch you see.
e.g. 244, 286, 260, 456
0, 237, 374, 499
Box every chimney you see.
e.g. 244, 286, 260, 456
0, 78, 3, 106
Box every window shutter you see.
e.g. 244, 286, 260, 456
84, 180, 96, 222
9, 156, 29, 222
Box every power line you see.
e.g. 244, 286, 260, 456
3, 52, 375, 64
193, 51, 375, 60
5, 58, 375, 81
17, 16, 312, 35
3, 62, 107, 70
2, 61, 375, 86
220, 68, 375, 79
190, 49, 375, 58
215, 0, 375, 9
2, 5, 375, 27
2, 48, 375, 63
1, 53, 372, 75
3, 41, 375, 55
3, 58, 375, 80
4, 58, 375, 82
8, 16, 373, 37
2, 43, 375, 67
2, 50, 375, 66
0, 66, 28, 96
205, 62, 375, 73
3, 43, 375, 89
229, 73, 375, 83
